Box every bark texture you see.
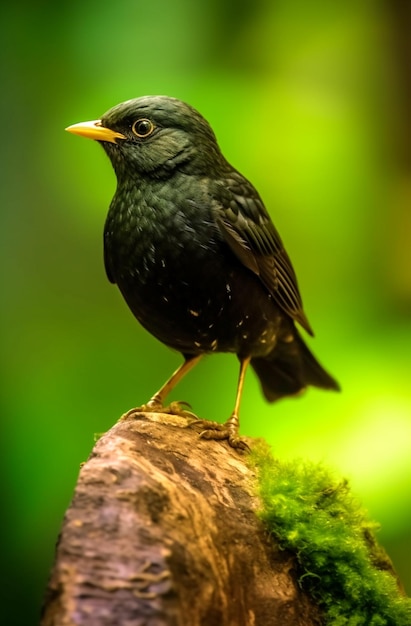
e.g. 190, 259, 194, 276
41, 412, 322, 626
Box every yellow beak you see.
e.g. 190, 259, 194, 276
65, 120, 126, 144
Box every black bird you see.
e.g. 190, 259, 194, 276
66, 96, 339, 449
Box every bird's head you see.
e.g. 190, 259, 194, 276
66, 96, 224, 181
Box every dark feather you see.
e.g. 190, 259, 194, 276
103, 229, 116, 284
214, 173, 314, 335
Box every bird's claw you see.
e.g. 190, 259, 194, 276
191, 419, 250, 452
166, 401, 198, 419
122, 400, 198, 420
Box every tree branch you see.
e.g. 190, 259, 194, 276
41, 412, 321, 626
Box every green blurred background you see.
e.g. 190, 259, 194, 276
1, 1, 410, 623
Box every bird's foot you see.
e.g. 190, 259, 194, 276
191, 414, 250, 452
122, 400, 198, 421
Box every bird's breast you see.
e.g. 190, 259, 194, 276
104, 181, 280, 356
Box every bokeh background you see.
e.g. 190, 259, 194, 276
1, 1, 410, 623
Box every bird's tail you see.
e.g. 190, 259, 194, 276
251, 329, 340, 402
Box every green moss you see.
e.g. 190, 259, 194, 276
250, 442, 411, 626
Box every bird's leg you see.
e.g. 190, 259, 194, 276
123, 355, 202, 419
194, 356, 251, 451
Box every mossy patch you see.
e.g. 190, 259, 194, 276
250, 442, 411, 625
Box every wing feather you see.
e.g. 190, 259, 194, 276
213, 174, 314, 335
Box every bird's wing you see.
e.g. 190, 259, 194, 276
213, 176, 314, 335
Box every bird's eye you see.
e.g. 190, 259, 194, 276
131, 118, 155, 138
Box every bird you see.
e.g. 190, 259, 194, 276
66, 95, 339, 450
